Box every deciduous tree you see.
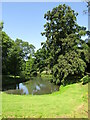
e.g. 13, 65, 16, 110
41, 4, 88, 85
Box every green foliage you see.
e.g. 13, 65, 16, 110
53, 78, 56, 83
2, 31, 13, 75
15, 38, 35, 59
8, 41, 24, 76
25, 56, 37, 78
41, 4, 88, 85
81, 75, 90, 85
56, 79, 60, 85
34, 48, 48, 74
0, 21, 4, 30
85, 39, 90, 73
50, 78, 53, 83
31, 71, 37, 76
2, 30, 35, 77
20, 71, 26, 79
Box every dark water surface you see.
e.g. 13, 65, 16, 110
3, 77, 59, 95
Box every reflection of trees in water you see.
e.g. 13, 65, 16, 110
18, 83, 29, 94
3, 77, 59, 95
32, 80, 59, 95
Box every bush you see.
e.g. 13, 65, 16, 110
62, 75, 82, 86
81, 75, 90, 85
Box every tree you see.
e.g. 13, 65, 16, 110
0, 21, 4, 30
83, 0, 90, 38
15, 38, 35, 60
8, 39, 35, 77
83, 0, 90, 73
85, 39, 90, 73
2, 31, 13, 75
8, 40, 23, 76
1, 30, 36, 77
41, 4, 88, 85
25, 55, 37, 78
34, 46, 49, 74
0, 22, 4, 77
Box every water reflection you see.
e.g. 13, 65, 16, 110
16, 83, 29, 94
3, 77, 59, 95
36, 85, 40, 90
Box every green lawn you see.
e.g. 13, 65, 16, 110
2, 82, 88, 118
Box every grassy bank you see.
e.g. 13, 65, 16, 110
2, 82, 88, 118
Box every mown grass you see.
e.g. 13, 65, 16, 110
0, 92, 2, 120
2, 82, 88, 118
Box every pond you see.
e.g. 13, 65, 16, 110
3, 77, 59, 95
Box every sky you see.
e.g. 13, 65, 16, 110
2, 2, 88, 51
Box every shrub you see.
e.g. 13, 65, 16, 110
81, 75, 90, 85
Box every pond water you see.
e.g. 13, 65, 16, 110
3, 77, 59, 95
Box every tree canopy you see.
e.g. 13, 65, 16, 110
1, 24, 35, 77
41, 4, 89, 85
